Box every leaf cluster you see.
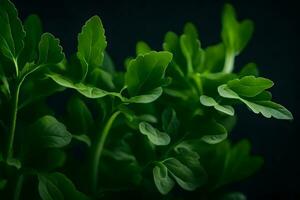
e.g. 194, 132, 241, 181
0, 1, 293, 199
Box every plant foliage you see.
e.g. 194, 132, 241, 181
0, 0, 293, 199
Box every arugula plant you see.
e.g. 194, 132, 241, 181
0, 0, 293, 199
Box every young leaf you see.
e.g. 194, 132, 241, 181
38, 33, 64, 65
125, 51, 172, 96
18, 14, 42, 66
180, 23, 203, 74
77, 15, 107, 79
218, 84, 293, 120
136, 41, 151, 55
202, 43, 225, 73
221, 4, 254, 73
29, 115, 72, 148
221, 4, 254, 55
139, 122, 170, 146
153, 163, 175, 195
19, 33, 64, 82
200, 95, 235, 116
38, 172, 90, 200
0, 0, 25, 61
163, 31, 186, 76
239, 63, 259, 77
227, 76, 274, 97
163, 158, 199, 191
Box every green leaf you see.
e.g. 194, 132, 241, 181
217, 84, 240, 99
0, 0, 25, 60
218, 84, 293, 120
200, 95, 235, 116
77, 15, 107, 79
48, 73, 111, 99
125, 51, 172, 96
125, 87, 163, 103
139, 122, 170, 145
66, 96, 93, 134
202, 43, 225, 73
217, 140, 264, 187
180, 23, 204, 73
239, 63, 259, 77
163, 158, 199, 191
242, 100, 293, 120
153, 163, 175, 195
174, 146, 207, 186
163, 31, 186, 76
38, 33, 64, 65
247, 91, 272, 101
18, 14, 42, 67
30, 115, 72, 148
88, 68, 115, 90
102, 51, 115, 73
136, 41, 151, 55
162, 107, 179, 134
190, 118, 228, 144
72, 134, 91, 147
227, 76, 274, 97
38, 172, 90, 200
221, 4, 254, 54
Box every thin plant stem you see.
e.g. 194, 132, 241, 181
91, 111, 121, 194
222, 50, 235, 73
6, 81, 21, 159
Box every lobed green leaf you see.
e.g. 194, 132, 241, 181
125, 51, 172, 97
139, 122, 170, 146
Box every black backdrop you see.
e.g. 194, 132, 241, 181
12, 0, 299, 199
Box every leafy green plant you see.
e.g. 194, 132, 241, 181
0, 0, 293, 199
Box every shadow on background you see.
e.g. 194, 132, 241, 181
13, 0, 299, 199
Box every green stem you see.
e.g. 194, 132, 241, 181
222, 50, 235, 73
91, 111, 121, 194
13, 174, 24, 200
192, 73, 203, 96
13, 58, 19, 77
6, 83, 20, 159
6, 59, 20, 159
187, 57, 194, 75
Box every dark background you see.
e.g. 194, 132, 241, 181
13, 0, 299, 199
